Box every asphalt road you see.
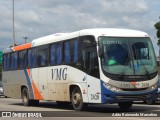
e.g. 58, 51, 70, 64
0, 97, 160, 120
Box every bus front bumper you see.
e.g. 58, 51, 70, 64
101, 83, 158, 104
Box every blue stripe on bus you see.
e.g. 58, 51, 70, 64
24, 69, 34, 99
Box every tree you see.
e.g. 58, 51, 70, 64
155, 21, 160, 29
0, 63, 2, 80
154, 17, 160, 66
154, 19, 160, 46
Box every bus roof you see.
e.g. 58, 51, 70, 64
3, 28, 149, 53
32, 28, 149, 46
80, 28, 149, 37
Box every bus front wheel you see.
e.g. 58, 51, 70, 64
71, 87, 87, 111
146, 100, 155, 105
118, 101, 133, 109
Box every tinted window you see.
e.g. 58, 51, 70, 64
19, 50, 27, 69
64, 39, 78, 64
51, 42, 62, 65
51, 44, 56, 65
28, 48, 37, 68
38, 48, 48, 66
57, 43, 62, 64
6, 54, 10, 70
3, 54, 7, 71
11, 52, 18, 70
64, 41, 71, 64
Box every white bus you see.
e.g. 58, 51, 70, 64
2, 28, 158, 111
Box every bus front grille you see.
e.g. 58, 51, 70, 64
117, 94, 151, 100
121, 88, 148, 91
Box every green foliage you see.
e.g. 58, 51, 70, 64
0, 63, 2, 80
0, 51, 2, 63
157, 29, 160, 38
158, 39, 160, 46
154, 18, 160, 46
154, 22, 160, 30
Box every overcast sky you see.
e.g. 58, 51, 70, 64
0, 0, 160, 55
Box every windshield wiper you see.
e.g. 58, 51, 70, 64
138, 59, 150, 79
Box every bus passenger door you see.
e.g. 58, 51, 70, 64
85, 47, 101, 103
80, 35, 101, 103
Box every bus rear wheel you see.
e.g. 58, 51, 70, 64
22, 87, 39, 106
118, 101, 133, 109
71, 87, 87, 111
22, 87, 31, 106
56, 101, 70, 106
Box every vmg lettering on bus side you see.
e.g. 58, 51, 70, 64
51, 68, 67, 80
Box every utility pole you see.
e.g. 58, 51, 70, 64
157, 16, 160, 66
23, 37, 28, 44
12, 0, 16, 46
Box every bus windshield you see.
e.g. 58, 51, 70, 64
99, 37, 157, 80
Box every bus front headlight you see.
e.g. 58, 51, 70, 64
150, 84, 157, 90
103, 82, 121, 92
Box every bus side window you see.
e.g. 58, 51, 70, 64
3, 54, 11, 71
28, 48, 37, 68
19, 50, 27, 69
6, 54, 10, 70
38, 48, 48, 67
56, 43, 62, 64
51, 42, 62, 65
32, 48, 37, 67
3, 54, 7, 71
11, 53, 13, 69
28, 49, 32, 67
64, 39, 78, 64
64, 41, 71, 64
51, 44, 56, 65
11, 52, 18, 70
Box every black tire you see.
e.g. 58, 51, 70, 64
143, 100, 147, 104
56, 101, 70, 106
32, 100, 39, 106
146, 100, 155, 105
71, 87, 87, 111
118, 101, 133, 109
22, 87, 32, 106
22, 87, 39, 106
